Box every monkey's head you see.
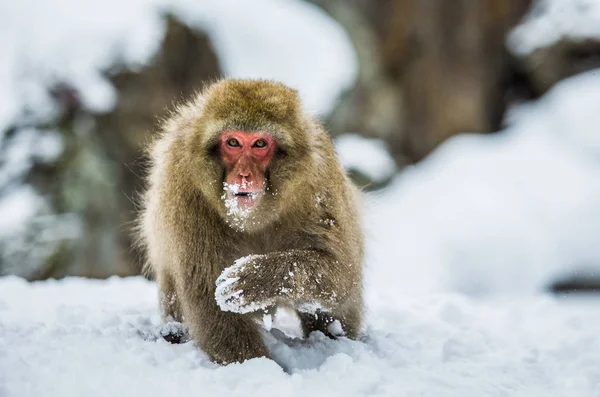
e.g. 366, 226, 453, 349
178, 79, 316, 232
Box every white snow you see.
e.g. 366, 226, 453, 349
365, 69, 600, 297
326, 320, 345, 337
2, 276, 600, 396
508, 0, 600, 55
0, 186, 45, 239
221, 183, 265, 231
0, 128, 64, 189
334, 134, 397, 184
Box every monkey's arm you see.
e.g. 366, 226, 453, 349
215, 249, 359, 314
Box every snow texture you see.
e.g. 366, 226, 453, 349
2, 276, 600, 396
0, 186, 44, 239
221, 183, 258, 229
326, 320, 345, 337
508, 0, 600, 55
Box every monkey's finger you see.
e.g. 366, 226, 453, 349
215, 284, 245, 312
215, 261, 247, 286
215, 280, 275, 315
215, 275, 239, 295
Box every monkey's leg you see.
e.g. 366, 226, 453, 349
157, 271, 183, 322
297, 310, 336, 338
334, 301, 362, 340
156, 271, 187, 344
181, 293, 271, 364
297, 303, 361, 340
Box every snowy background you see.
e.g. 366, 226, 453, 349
2, 0, 600, 395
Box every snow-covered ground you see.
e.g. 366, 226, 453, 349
2, 276, 600, 397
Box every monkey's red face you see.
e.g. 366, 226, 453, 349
219, 131, 277, 211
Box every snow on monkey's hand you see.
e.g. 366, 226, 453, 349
215, 254, 276, 314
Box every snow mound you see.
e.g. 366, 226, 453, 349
530, 69, 600, 154
509, 0, 600, 55
365, 69, 600, 297
335, 134, 397, 184
2, 276, 600, 396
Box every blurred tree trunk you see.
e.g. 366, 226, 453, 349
23, 16, 221, 279
92, 15, 222, 277
310, 0, 532, 165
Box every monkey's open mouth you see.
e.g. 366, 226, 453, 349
233, 191, 261, 199
231, 191, 262, 206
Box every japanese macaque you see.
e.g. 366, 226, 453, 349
137, 79, 364, 364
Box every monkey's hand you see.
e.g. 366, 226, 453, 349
215, 250, 346, 314
215, 255, 277, 314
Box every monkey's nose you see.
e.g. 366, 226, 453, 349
239, 172, 252, 182
239, 175, 253, 187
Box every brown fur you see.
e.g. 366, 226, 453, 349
136, 78, 364, 364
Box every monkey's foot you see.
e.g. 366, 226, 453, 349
215, 255, 274, 314
159, 321, 188, 344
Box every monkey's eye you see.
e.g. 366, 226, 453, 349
253, 139, 267, 148
227, 138, 240, 147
